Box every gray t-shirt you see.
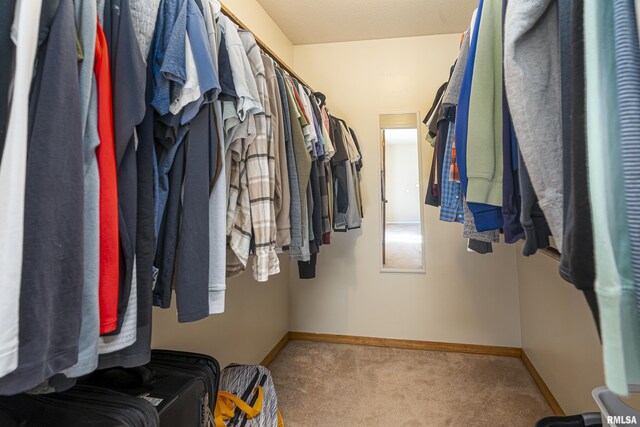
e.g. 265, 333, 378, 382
63, 0, 101, 379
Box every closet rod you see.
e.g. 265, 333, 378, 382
219, 3, 315, 91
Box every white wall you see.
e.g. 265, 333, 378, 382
516, 245, 604, 414
221, 0, 294, 64
152, 259, 290, 368
290, 35, 523, 347
152, 0, 294, 368
385, 138, 421, 224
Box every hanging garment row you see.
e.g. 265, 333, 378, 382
425, 0, 640, 397
0, 0, 363, 396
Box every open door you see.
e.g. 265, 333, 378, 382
381, 129, 387, 265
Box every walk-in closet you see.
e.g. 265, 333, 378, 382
0, 0, 637, 426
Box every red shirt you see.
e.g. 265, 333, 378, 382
94, 21, 119, 334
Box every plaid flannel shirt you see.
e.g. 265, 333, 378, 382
439, 121, 464, 223
239, 31, 279, 282
226, 115, 255, 278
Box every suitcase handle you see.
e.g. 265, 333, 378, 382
214, 386, 263, 427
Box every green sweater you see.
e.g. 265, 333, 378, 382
465, 0, 503, 207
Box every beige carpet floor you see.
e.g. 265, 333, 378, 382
384, 223, 423, 269
269, 341, 553, 427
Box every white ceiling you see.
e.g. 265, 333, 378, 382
255, 0, 477, 45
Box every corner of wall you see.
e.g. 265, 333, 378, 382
515, 245, 603, 414
221, 0, 295, 64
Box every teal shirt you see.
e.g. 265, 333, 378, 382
586, 0, 640, 396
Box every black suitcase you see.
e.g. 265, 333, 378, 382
0, 384, 160, 426
147, 349, 220, 411
83, 349, 220, 427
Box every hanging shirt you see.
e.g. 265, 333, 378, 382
456, 1, 500, 233
153, 0, 220, 322
98, 49, 158, 369
219, 17, 262, 277
263, 55, 292, 249
275, 66, 303, 249
286, 77, 312, 261
0, 0, 42, 379
94, 20, 120, 335
337, 120, 362, 229
465, 0, 503, 209
225, 115, 257, 277
309, 96, 332, 237
463, 200, 499, 243
0, 0, 17, 162
613, 0, 640, 336
169, 34, 202, 116
150, 0, 187, 116
557, 0, 598, 328
0, 0, 84, 394
330, 116, 350, 231
239, 30, 279, 281
218, 15, 262, 277
171, 0, 220, 322
497, 0, 523, 245
297, 84, 319, 157
149, 0, 187, 240
152, 0, 208, 308
217, 33, 238, 101
218, 15, 262, 120
64, 0, 100, 379
518, 149, 551, 256
504, 0, 564, 250
204, 0, 227, 314
442, 30, 470, 108
319, 106, 335, 160
112, 0, 162, 365
586, 0, 640, 396
102, 0, 146, 342
345, 160, 362, 230
130, 0, 161, 63
439, 116, 464, 224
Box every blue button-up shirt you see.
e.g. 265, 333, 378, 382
439, 121, 464, 223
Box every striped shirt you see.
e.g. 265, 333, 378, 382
586, 0, 639, 395
614, 0, 640, 328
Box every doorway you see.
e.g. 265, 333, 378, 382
379, 114, 425, 272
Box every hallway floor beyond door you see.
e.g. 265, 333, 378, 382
384, 223, 423, 269
269, 341, 552, 426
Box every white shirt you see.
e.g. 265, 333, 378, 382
0, 0, 43, 378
